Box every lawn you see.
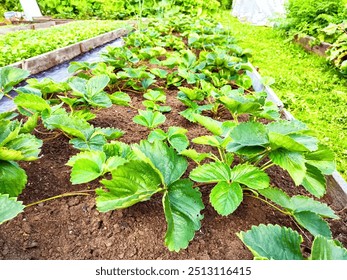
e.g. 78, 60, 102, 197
216, 11, 347, 179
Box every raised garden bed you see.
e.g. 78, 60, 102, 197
0, 15, 346, 260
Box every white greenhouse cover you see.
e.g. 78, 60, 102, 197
232, 0, 287, 26
20, 0, 43, 21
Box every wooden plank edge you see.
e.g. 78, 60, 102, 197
4, 27, 130, 75
247, 62, 347, 208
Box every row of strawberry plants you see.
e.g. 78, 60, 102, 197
1, 13, 346, 259
0, 20, 129, 67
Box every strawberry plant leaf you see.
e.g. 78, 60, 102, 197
163, 179, 204, 252
14, 93, 51, 113
210, 181, 243, 215
20, 113, 39, 134
148, 129, 167, 142
167, 127, 189, 152
301, 164, 327, 198
103, 141, 136, 161
135, 140, 188, 186
96, 160, 162, 212
86, 75, 110, 96
192, 114, 223, 136
230, 164, 269, 190
133, 110, 166, 130
310, 236, 347, 260
227, 122, 269, 154
0, 161, 27, 197
69, 134, 106, 151
293, 211, 332, 238
179, 149, 211, 164
269, 149, 306, 186
4, 134, 42, 161
67, 151, 106, 184
0, 194, 25, 225
258, 187, 293, 209
290, 196, 338, 219
110, 91, 131, 106
192, 135, 222, 147
0, 67, 30, 99
266, 120, 308, 135
305, 145, 335, 175
237, 224, 304, 260
190, 162, 231, 183
268, 132, 311, 152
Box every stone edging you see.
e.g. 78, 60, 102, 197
7, 28, 130, 75
247, 62, 347, 209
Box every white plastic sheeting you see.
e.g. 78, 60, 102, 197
231, 0, 286, 26
20, 0, 43, 21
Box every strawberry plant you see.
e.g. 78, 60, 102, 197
238, 224, 347, 260
0, 67, 30, 101
95, 140, 204, 252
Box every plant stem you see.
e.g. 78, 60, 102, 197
25, 192, 90, 208
245, 194, 290, 216
261, 162, 275, 171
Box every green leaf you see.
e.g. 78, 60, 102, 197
269, 149, 306, 186
135, 140, 188, 186
0, 194, 25, 225
167, 127, 189, 152
5, 134, 42, 161
86, 75, 110, 95
148, 129, 167, 142
179, 149, 211, 164
230, 164, 269, 190
0, 161, 27, 197
20, 113, 39, 133
96, 160, 162, 212
227, 122, 269, 153
14, 93, 51, 113
103, 141, 136, 161
305, 145, 335, 175
210, 181, 243, 216
192, 114, 223, 136
69, 134, 106, 151
86, 91, 112, 108
301, 164, 327, 198
237, 224, 304, 260
133, 110, 166, 129
268, 132, 310, 152
0, 67, 30, 97
192, 135, 222, 147
267, 120, 308, 135
143, 89, 166, 103
290, 196, 338, 219
0, 120, 20, 147
294, 211, 332, 238
163, 179, 204, 252
110, 91, 131, 106
190, 162, 231, 183
67, 151, 106, 184
311, 236, 347, 260
258, 187, 293, 209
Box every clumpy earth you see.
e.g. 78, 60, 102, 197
0, 87, 346, 260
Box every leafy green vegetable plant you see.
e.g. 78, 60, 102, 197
95, 140, 204, 252
0, 66, 30, 101
133, 110, 166, 130
238, 224, 347, 260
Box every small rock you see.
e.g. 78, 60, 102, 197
67, 198, 80, 207
37, 203, 44, 208
22, 223, 31, 234
25, 241, 38, 249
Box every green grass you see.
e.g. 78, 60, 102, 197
216, 11, 347, 179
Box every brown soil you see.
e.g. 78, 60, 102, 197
1, 85, 346, 260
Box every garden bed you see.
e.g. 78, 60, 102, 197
1, 89, 346, 260
0, 15, 346, 260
